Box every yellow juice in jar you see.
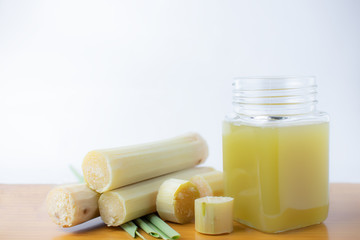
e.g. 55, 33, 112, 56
223, 121, 329, 233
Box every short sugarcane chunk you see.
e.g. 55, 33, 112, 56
156, 179, 199, 224
195, 196, 234, 235
190, 170, 223, 197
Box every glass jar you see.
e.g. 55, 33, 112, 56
222, 76, 329, 233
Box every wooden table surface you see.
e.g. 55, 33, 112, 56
0, 183, 359, 240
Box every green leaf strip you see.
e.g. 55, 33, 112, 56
145, 220, 170, 240
134, 218, 160, 238
120, 221, 138, 238
69, 165, 84, 183
135, 231, 147, 240
145, 214, 180, 240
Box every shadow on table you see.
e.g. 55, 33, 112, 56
60, 217, 106, 233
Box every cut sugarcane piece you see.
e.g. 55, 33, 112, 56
156, 178, 199, 224
99, 167, 214, 226
190, 170, 223, 197
82, 132, 209, 193
46, 183, 100, 227
195, 196, 234, 235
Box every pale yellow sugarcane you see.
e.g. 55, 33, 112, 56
190, 170, 223, 197
82, 132, 209, 193
99, 167, 214, 226
195, 196, 234, 235
156, 178, 200, 224
46, 183, 100, 227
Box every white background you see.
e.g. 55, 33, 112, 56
1, 0, 359, 184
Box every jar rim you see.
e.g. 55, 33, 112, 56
233, 76, 316, 91
232, 76, 318, 116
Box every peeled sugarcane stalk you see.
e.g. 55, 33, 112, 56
46, 183, 100, 227
82, 132, 208, 193
195, 196, 234, 235
156, 179, 199, 224
190, 170, 223, 197
98, 167, 214, 226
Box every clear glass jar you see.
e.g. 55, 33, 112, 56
222, 76, 329, 233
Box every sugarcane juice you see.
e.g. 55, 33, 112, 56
222, 122, 329, 233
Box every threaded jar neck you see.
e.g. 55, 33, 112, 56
232, 76, 318, 118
